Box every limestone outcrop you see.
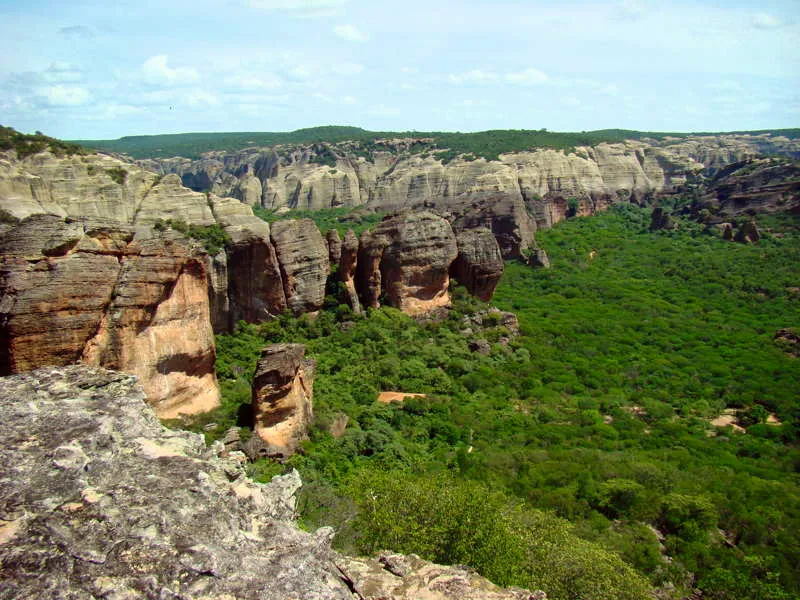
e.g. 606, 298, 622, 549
271, 219, 330, 315
358, 213, 459, 315
0, 365, 546, 600
0, 215, 219, 417
451, 228, 505, 301
252, 343, 315, 458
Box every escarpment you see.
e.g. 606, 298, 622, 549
0, 365, 546, 599
142, 132, 799, 237
0, 215, 219, 417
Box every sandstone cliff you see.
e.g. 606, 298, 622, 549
0, 215, 219, 417
0, 365, 545, 600
142, 133, 800, 236
451, 228, 505, 301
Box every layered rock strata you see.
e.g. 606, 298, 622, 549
271, 219, 330, 315
252, 343, 315, 456
0, 215, 219, 417
0, 366, 545, 599
142, 133, 800, 236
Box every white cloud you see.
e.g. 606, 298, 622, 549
449, 69, 498, 84
224, 73, 282, 90
400, 66, 419, 74
615, 0, 646, 20
333, 24, 369, 42
41, 85, 91, 106
332, 62, 364, 76
751, 13, 783, 29
563, 96, 581, 108
248, 0, 349, 18
42, 62, 83, 83
141, 55, 199, 85
286, 65, 314, 80
187, 90, 219, 107
505, 67, 549, 85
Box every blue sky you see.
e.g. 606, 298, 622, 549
1, 0, 798, 139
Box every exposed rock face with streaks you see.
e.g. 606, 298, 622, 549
451, 228, 505, 301
0, 215, 219, 417
339, 228, 362, 313
142, 133, 799, 236
270, 219, 330, 315
0, 365, 547, 600
251, 343, 316, 457
358, 212, 459, 315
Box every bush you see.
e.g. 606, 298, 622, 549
346, 470, 654, 600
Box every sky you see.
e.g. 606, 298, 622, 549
0, 0, 798, 139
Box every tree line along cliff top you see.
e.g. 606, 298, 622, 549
72, 125, 800, 161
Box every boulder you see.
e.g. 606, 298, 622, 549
734, 220, 760, 244
0, 215, 219, 418
451, 228, 504, 301
357, 212, 459, 315
526, 248, 551, 269
252, 344, 316, 458
649, 206, 676, 231
271, 219, 330, 315
336, 552, 547, 600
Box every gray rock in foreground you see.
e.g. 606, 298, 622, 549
0, 365, 350, 600
0, 365, 545, 600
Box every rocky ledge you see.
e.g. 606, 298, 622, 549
0, 366, 545, 600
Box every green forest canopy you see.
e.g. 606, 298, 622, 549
172, 206, 800, 600
73, 125, 800, 160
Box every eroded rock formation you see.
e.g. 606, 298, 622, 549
358, 212, 459, 315
252, 343, 315, 457
0, 215, 219, 417
451, 228, 505, 301
271, 219, 330, 315
339, 228, 362, 314
0, 365, 546, 599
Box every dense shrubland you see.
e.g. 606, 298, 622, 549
76, 125, 800, 161
175, 205, 800, 600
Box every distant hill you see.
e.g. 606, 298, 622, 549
74, 126, 800, 161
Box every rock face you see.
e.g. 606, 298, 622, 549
358, 213, 459, 315
271, 219, 330, 315
141, 133, 800, 237
336, 553, 546, 600
252, 344, 315, 457
451, 228, 505, 301
0, 365, 545, 600
695, 158, 800, 217
339, 229, 362, 314
326, 228, 342, 265
0, 215, 219, 417
0, 366, 350, 599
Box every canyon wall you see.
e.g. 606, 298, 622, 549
0, 215, 218, 417
141, 133, 800, 232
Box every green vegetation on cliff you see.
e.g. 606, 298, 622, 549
75, 126, 800, 161
177, 206, 800, 600
1, 125, 88, 158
